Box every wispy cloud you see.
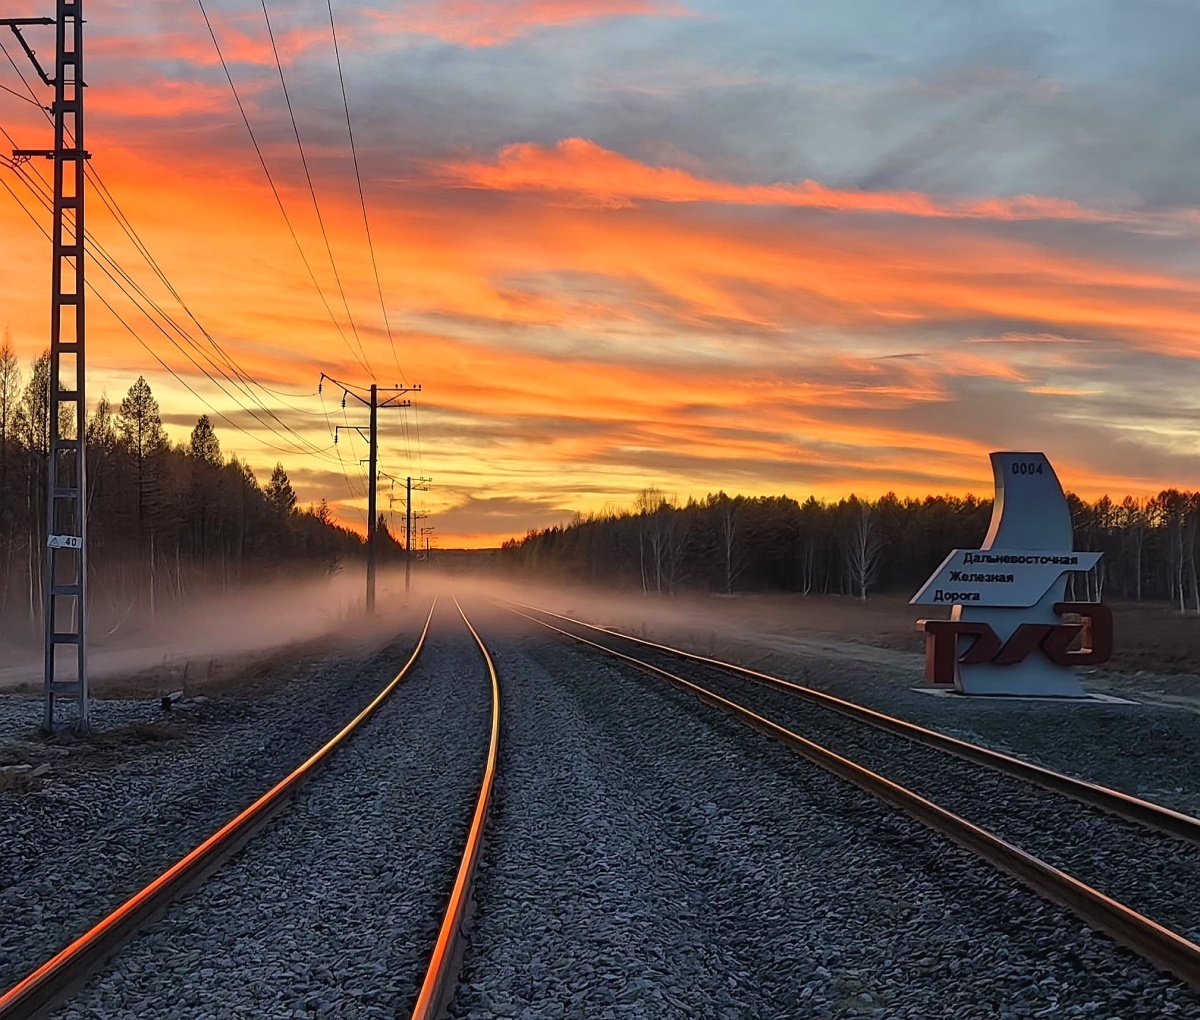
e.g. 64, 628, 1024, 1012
367, 0, 693, 49
5, 3, 1200, 543
439, 138, 1149, 223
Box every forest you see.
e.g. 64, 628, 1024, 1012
501, 485, 1200, 611
0, 337, 387, 648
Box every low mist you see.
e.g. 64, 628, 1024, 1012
0, 564, 925, 694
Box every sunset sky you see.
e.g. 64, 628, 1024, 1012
2, 0, 1199, 546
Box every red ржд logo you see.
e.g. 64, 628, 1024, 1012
917, 602, 1113, 687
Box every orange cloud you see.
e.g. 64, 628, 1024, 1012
7, 114, 1200, 545
91, 18, 328, 70
440, 137, 1138, 223
89, 80, 237, 119
369, 1, 692, 48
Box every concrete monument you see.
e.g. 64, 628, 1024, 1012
911, 452, 1112, 697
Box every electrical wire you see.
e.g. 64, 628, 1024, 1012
326, 0, 414, 472
0, 79, 42, 107
0, 157, 340, 470
4, 13, 417, 490
0, 169, 342, 463
259, 0, 374, 380
326, 0, 398, 383
319, 380, 365, 513
0, 139, 341, 466
0, 38, 45, 107
7, 41, 334, 420
196, 0, 369, 384
1, 42, 348, 454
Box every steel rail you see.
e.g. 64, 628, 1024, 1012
411, 599, 501, 1020
506, 604, 1200, 994
501, 598, 1200, 846
0, 601, 438, 1020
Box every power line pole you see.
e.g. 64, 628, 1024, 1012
321, 374, 419, 614
368, 385, 377, 610
405, 475, 430, 602
3, 5, 92, 732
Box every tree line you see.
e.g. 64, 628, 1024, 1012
0, 335, 388, 647
501, 486, 1200, 609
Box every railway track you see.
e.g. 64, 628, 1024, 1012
502, 599, 1200, 994
0, 598, 499, 1020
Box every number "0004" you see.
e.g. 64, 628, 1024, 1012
1011, 462, 1044, 475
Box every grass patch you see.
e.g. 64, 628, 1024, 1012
20, 720, 180, 750
89, 721, 179, 748
0, 770, 37, 793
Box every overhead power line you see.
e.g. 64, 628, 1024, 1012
325, 0, 416, 474
0, 142, 344, 466
1, 49, 341, 458
320, 373, 420, 613
196, 0, 371, 383
4, 8, 418, 476
326, 0, 397, 381
259, 0, 374, 380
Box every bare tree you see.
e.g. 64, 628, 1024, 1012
17, 352, 51, 627
800, 538, 816, 595
1188, 494, 1200, 615
715, 493, 746, 595
1161, 492, 1190, 612
663, 502, 689, 595
1118, 496, 1147, 602
0, 329, 18, 463
845, 499, 884, 601
0, 333, 20, 614
634, 487, 666, 594
638, 492, 686, 596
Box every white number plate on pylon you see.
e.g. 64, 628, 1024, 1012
48, 534, 83, 550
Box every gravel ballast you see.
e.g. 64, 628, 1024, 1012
798, 666, 1200, 820
636, 618, 1200, 820
450, 612, 1199, 1019
0, 615, 428, 993
54, 616, 492, 1019
541, 616, 1200, 946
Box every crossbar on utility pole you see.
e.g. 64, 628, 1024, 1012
404, 476, 430, 602
3, 5, 92, 732
321, 374, 420, 614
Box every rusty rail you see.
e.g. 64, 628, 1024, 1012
410, 598, 501, 1020
0, 601, 438, 1020
503, 598, 1200, 847
505, 603, 1200, 995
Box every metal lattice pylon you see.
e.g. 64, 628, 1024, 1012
45, 1, 89, 731
7, 2, 92, 730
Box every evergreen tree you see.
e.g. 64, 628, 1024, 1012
189, 414, 221, 466
0, 370, 364, 641
265, 462, 297, 516
117, 376, 167, 546
117, 376, 167, 459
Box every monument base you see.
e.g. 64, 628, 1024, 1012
912, 687, 1134, 705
